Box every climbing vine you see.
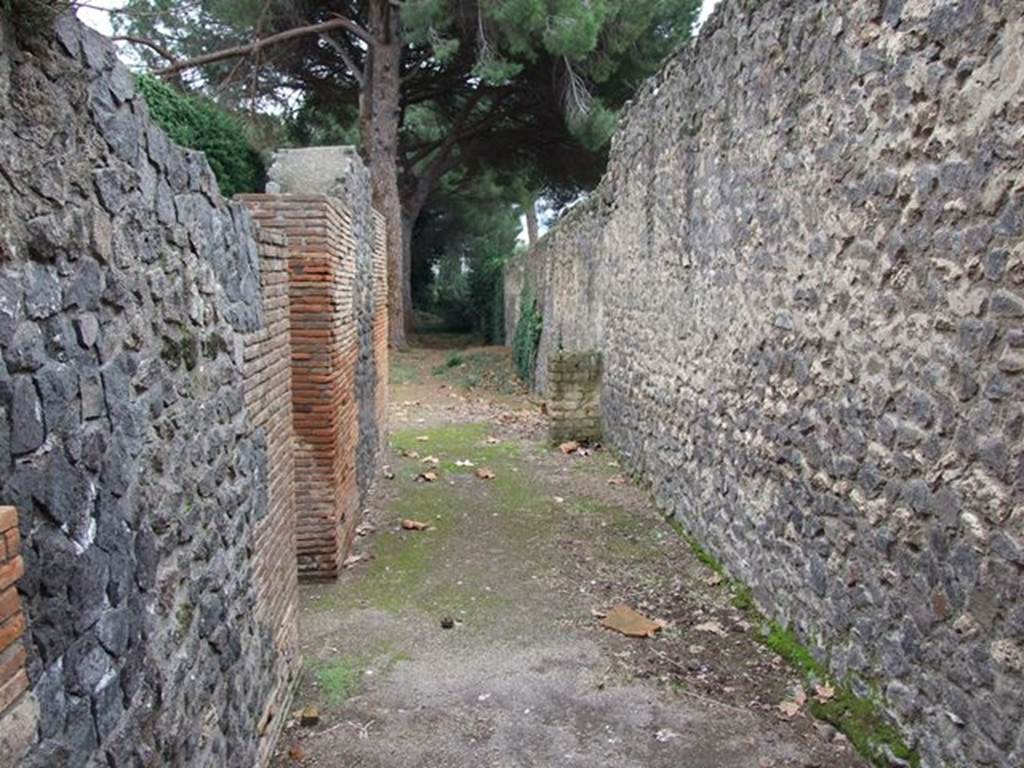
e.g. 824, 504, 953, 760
512, 289, 542, 383
136, 74, 264, 197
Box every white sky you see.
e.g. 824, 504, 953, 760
698, 0, 722, 27
76, 0, 121, 35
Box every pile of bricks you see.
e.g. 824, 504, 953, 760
547, 351, 602, 443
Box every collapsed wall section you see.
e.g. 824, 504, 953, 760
0, 15, 297, 767
510, 1, 1024, 765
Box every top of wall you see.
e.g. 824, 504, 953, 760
266, 145, 368, 196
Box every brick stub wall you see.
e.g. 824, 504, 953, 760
0, 506, 37, 764
547, 352, 602, 444
242, 228, 300, 763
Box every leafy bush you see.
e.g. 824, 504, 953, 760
512, 289, 542, 383
136, 75, 264, 197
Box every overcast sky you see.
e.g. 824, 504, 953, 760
698, 0, 722, 27
79, 0, 724, 39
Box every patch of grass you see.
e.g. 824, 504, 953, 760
664, 515, 920, 768
759, 621, 825, 678
729, 583, 755, 612
391, 423, 518, 462
664, 516, 725, 577
444, 352, 464, 368
312, 657, 360, 706
311, 423, 526, 623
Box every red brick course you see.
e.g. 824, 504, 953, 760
0, 506, 28, 721
371, 211, 389, 438
241, 227, 300, 764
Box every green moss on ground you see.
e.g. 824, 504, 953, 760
310, 424, 532, 624
390, 359, 419, 385
665, 515, 920, 768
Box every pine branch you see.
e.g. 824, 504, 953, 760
148, 15, 373, 77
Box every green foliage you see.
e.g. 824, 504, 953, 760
313, 657, 360, 706
512, 289, 542, 383
136, 75, 264, 197
570, 101, 619, 151
416, 172, 520, 340
288, 98, 360, 147
472, 57, 524, 86
490, 275, 505, 345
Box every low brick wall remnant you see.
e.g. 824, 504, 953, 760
548, 352, 602, 444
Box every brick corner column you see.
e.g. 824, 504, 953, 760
0, 506, 38, 762
239, 224, 301, 764
371, 209, 389, 440
239, 195, 359, 581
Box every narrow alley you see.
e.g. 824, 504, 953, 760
274, 338, 867, 768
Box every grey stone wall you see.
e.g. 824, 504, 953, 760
0, 15, 289, 766
511, 1, 1024, 764
505, 198, 605, 394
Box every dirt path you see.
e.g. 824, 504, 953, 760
273, 340, 867, 768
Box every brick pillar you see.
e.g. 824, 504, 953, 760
0, 506, 37, 762
372, 210, 389, 435
547, 351, 603, 443
242, 227, 300, 762
240, 195, 359, 580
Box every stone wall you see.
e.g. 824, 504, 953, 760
0, 13, 392, 766
509, 1, 1024, 764
505, 200, 604, 394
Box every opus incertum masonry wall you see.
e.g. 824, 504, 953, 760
508, 1, 1024, 765
0, 13, 387, 767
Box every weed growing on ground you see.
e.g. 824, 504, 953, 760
312, 657, 360, 706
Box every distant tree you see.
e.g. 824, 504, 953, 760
113, 0, 700, 344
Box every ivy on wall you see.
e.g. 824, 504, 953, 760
512, 289, 542, 383
137, 75, 264, 197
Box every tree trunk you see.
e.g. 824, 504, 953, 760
366, 1, 406, 347
524, 196, 539, 247
400, 213, 415, 336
